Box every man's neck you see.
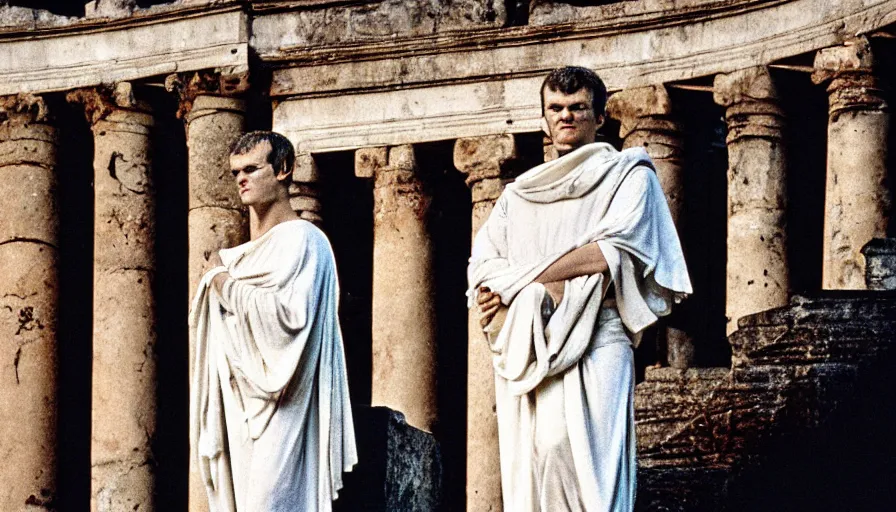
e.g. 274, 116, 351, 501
249, 198, 300, 240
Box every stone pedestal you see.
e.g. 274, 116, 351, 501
454, 134, 516, 512
69, 84, 158, 511
0, 94, 59, 511
813, 38, 890, 290
168, 69, 250, 512
357, 145, 437, 432
607, 85, 693, 367
714, 67, 790, 335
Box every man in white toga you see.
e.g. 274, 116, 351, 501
190, 131, 357, 511
469, 67, 692, 511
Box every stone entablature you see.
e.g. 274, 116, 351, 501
0, 1, 247, 96
266, 0, 896, 153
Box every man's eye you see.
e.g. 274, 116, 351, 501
231, 170, 239, 177
549, 106, 563, 112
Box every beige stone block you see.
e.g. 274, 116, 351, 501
293, 152, 319, 183
453, 134, 516, 183
354, 146, 388, 178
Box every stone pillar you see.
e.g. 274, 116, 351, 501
812, 37, 890, 290
356, 145, 437, 432
714, 67, 790, 335
167, 69, 249, 300
0, 94, 59, 510
167, 69, 249, 512
290, 152, 323, 225
68, 83, 158, 511
454, 134, 516, 512
607, 85, 693, 367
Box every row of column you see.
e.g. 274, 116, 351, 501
0, 36, 889, 511
344, 37, 890, 512
0, 69, 249, 510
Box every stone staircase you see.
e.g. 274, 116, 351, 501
634, 292, 896, 511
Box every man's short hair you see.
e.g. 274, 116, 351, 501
540, 66, 608, 117
230, 130, 295, 187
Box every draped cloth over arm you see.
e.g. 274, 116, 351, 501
190, 219, 357, 512
467, 142, 692, 511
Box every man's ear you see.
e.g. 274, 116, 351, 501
595, 113, 605, 130
275, 165, 293, 183
541, 117, 551, 139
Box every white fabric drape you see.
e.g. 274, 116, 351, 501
468, 142, 692, 511
190, 219, 357, 512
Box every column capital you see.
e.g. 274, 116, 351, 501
606, 85, 675, 139
66, 82, 150, 125
0, 93, 50, 124
812, 37, 886, 115
713, 67, 783, 143
355, 144, 418, 179
289, 152, 323, 223
453, 135, 516, 204
165, 66, 250, 119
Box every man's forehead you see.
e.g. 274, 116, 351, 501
230, 141, 271, 166
544, 87, 593, 103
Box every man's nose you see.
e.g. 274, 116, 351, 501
559, 107, 574, 120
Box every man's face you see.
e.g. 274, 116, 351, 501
230, 141, 288, 207
542, 87, 601, 155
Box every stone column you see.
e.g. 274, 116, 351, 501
356, 145, 437, 432
607, 85, 693, 367
454, 134, 516, 512
167, 69, 249, 300
0, 94, 59, 510
167, 69, 249, 512
290, 152, 323, 225
68, 83, 158, 511
714, 67, 790, 335
812, 37, 890, 290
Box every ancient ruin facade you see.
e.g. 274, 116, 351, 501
1, 0, 895, 510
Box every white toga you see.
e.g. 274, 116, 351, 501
468, 142, 692, 511
190, 219, 357, 512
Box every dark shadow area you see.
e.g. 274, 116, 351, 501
727, 348, 896, 511
417, 139, 471, 512
873, 38, 896, 237
144, 85, 189, 511
319, 150, 374, 408
5, 0, 85, 17
52, 93, 94, 512
774, 68, 828, 296
668, 87, 730, 368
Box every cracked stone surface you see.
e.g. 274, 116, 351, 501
0, 99, 59, 511
89, 105, 157, 511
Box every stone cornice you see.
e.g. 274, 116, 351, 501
0, 3, 248, 96
0, 1, 244, 41
261, 0, 787, 66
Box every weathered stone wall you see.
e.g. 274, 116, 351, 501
252, 0, 506, 51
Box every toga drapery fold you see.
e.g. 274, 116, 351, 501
468, 142, 692, 510
190, 219, 357, 511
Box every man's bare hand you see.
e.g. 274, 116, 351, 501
477, 287, 502, 328
543, 281, 565, 305
208, 251, 224, 269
